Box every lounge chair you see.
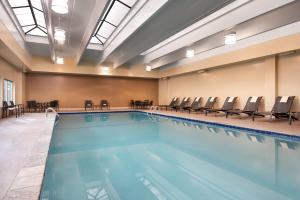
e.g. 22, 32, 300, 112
172, 97, 191, 112
182, 97, 201, 113
84, 100, 94, 110
158, 97, 179, 111
225, 96, 262, 120
254, 96, 298, 125
194, 97, 217, 113
100, 100, 110, 110
204, 97, 237, 116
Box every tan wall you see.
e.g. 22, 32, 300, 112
278, 52, 300, 111
159, 53, 300, 112
25, 73, 158, 108
0, 57, 25, 105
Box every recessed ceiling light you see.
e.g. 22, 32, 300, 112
145, 65, 152, 71
54, 29, 65, 43
225, 32, 237, 45
186, 48, 195, 58
56, 57, 64, 64
102, 66, 109, 71
52, 0, 68, 14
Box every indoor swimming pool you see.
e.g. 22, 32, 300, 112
40, 112, 300, 200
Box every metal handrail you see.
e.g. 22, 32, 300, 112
45, 107, 59, 118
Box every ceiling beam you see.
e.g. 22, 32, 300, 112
106, 0, 235, 69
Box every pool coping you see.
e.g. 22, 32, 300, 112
58, 110, 300, 141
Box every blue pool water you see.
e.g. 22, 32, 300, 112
40, 112, 300, 200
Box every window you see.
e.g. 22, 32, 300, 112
3, 80, 14, 103
90, 0, 138, 44
7, 0, 47, 37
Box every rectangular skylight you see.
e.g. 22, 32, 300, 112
90, 0, 137, 44
8, 0, 47, 37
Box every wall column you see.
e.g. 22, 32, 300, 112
264, 56, 278, 111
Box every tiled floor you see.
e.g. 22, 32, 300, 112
145, 109, 300, 136
0, 114, 55, 200
0, 109, 299, 200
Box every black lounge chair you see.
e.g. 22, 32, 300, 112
254, 96, 298, 125
84, 100, 94, 110
100, 100, 110, 110
183, 97, 201, 113
204, 97, 237, 116
172, 97, 191, 112
158, 97, 179, 111
226, 96, 262, 120
195, 97, 217, 113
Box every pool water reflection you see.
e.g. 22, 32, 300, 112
40, 112, 300, 200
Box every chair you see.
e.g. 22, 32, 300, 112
130, 100, 135, 109
205, 97, 237, 116
100, 100, 110, 110
254, 96, 298, 125
172, 97, 191, 112
194, 97, 217, 113
10, 101, 24, 116
158, 97, 179, 111
134, 100, 143, 109
225, 96, 262, 120
27, 100, 41, 112
84, 100, 94, 110
182, 97, 201, 113
2, 101, 18, 118
49, 100, 59, 111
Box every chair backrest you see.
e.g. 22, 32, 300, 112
85, 100, 93, 106
191, 97, 201, 109
222, 97, 237, 110
204, 97, 217, 109
271, 96, 295, 113
9, 101, 15, 106
101, 100, 109, 106
50, 100, 59, 107
169, 97, 179, 106
180, 97, 190, 107
243, 96, 262, 112
27, 100, 37, 108
2, 101, 8, 108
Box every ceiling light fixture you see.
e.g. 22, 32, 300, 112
54, 29, 66, 44
56, 57, 64, 64
51, 0, 69, 14
225, 32, 237, 45
186, 48, 195, 58
145, 65, 152, 71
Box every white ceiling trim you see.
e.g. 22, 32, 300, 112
171, 21, 300, 70
144, 0, 295, 67
98, 0, 168, 64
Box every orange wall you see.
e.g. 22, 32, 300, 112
25, 73, 158, 108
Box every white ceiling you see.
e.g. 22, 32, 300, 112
2, 0, 300, 72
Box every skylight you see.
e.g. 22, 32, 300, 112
8, 0, 47, 37
90, 0, 137, 44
